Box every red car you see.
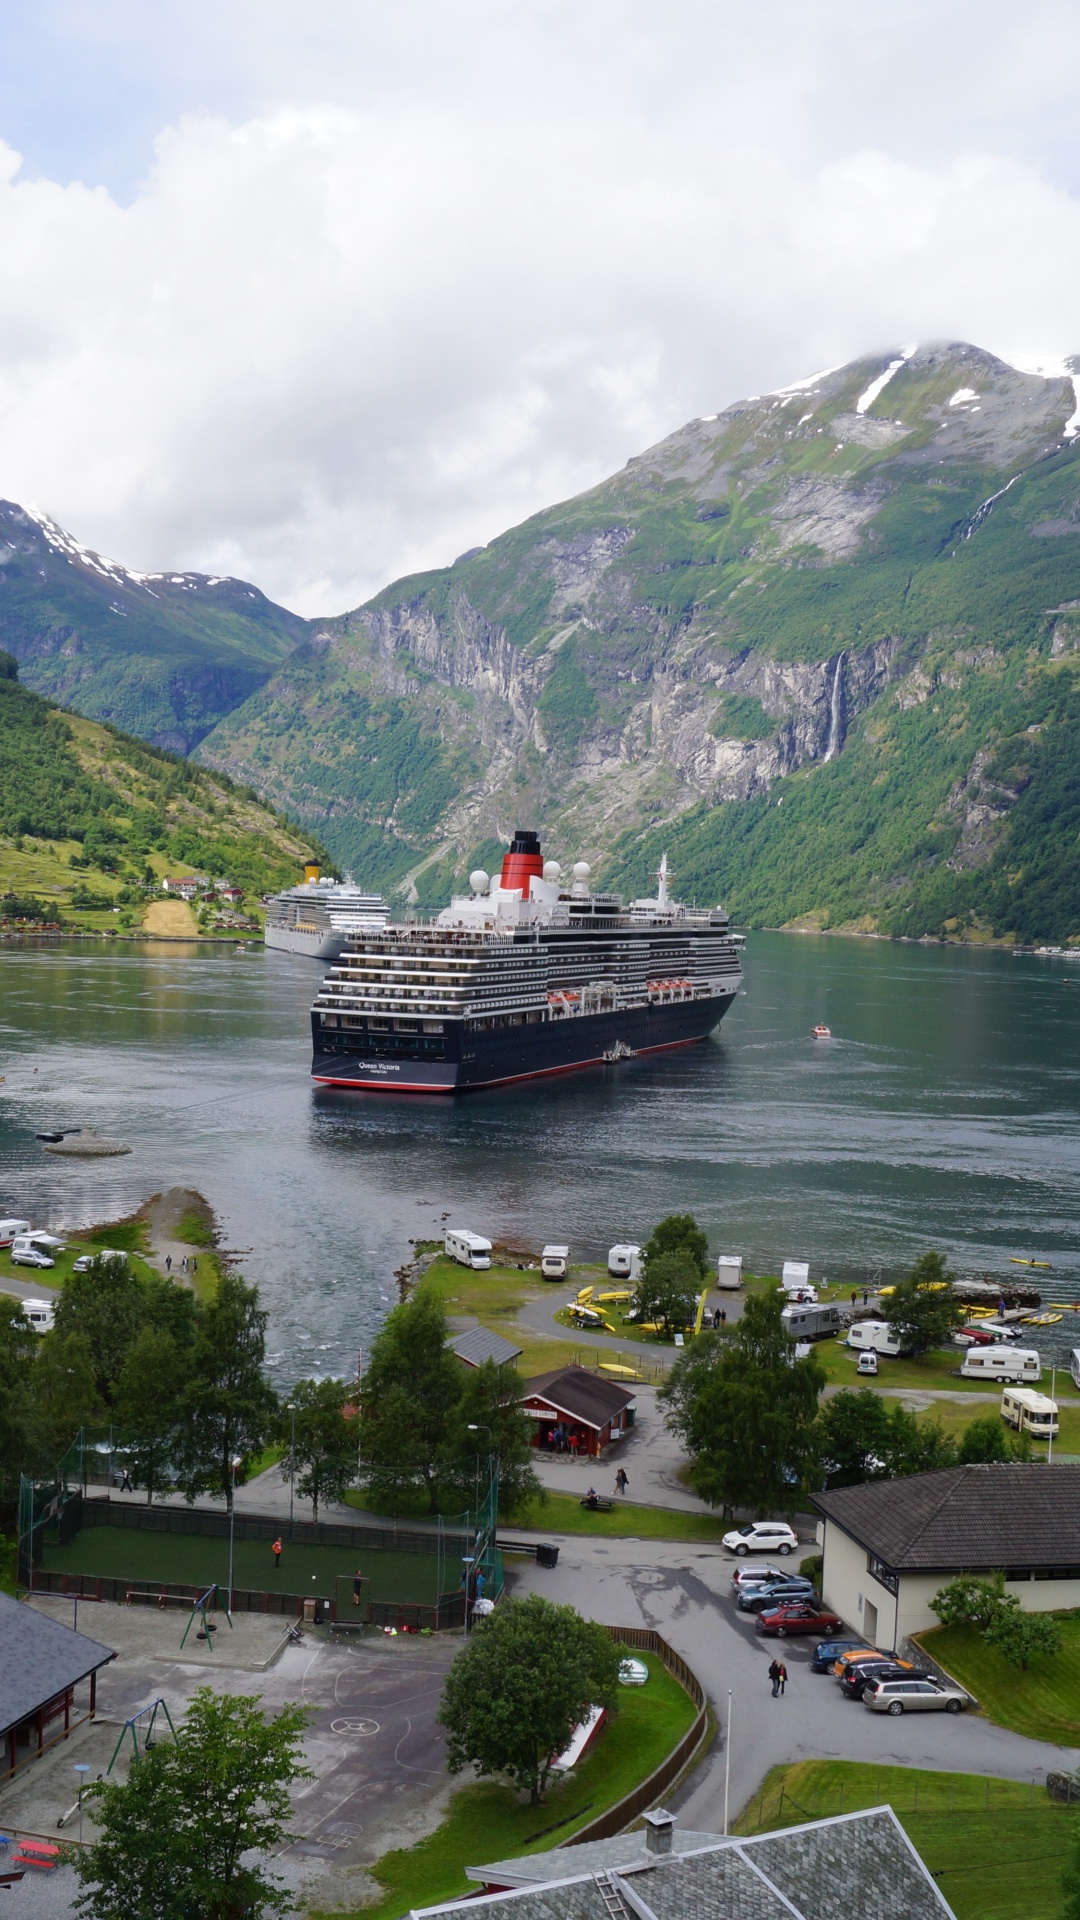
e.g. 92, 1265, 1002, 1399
755, 1600, 843, 1637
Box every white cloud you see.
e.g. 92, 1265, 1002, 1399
0, 51, 1077, 612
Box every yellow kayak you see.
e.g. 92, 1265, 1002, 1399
576, 1286, 594, 1304
1023, 1311, 1063, 1326
597, 1289, 632, 1304
1009, 1258, 1052, 1269
599, 1362, 642, 1381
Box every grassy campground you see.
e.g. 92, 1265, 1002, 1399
0, 1215, 158, 1294
328, 1652, 697, 1920
736, 1761, 1073, 1920
918, 1617, 1080, 1744
420, 1254, 667, 1380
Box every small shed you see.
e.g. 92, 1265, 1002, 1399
522, 1365, 636, 1457
0, 1594, 115, 1779
448, 1327, 524, 1369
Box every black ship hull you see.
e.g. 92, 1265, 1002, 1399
311, 991, 737, 1092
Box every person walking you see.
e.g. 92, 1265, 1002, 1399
615, 1468, 629, 1496
181, 1255, 188, 1275
768, 1658, 782, 1698
165, 1254, 172, 1273
777, 1660, 788, 1696
272, 1537, 282, 1568
191, 1256, 198, 1276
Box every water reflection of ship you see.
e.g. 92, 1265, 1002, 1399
264, 863, 387, 960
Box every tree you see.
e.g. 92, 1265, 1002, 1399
985, 1607, 1062, 1670
359, 1289, 463, 1510
929, 1571, 1011, 1633
0, 1303, 38, 1496
32, 1332, 104, 1467
957, 1414, 1013, 1463
281, 1377, 358, 1521
176, 1275, 279, 1512
438, 1596, 621, 1804
641, 1213, 709, 1281
882, 1406, 957, 1477
661, 1290, 824, 1513
631, 1249, 700, 1339
440, 1359, 543, 1520
115, 1326, 189, 1504
817, 1389, 892, 1488
73, 1687, 309, 1920
53, 1256, 148, 1405
881, 1251, 965, 1359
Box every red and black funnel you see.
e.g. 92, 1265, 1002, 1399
499, 829, 543, 895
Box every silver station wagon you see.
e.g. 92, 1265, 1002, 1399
864, 1676, 968, 1715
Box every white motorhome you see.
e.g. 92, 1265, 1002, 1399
960, 1347, 1041, 1385
782, 1261, 810, 1292
444, 1229, 492, 1270
782, 1302, 842, 1342
0, 1218, 31, 1248
1001, 1386, 1058, 1438
541, 1245, 569, 1280
846, 1320, 904, 1358
607, 1245, 641, 1281
717, 1255, 743, 1290
20, 1298, 55, 1333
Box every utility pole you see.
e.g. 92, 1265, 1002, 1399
287, 1402, 296, 1525
723, 1689, 732, 1835
226, 1455, 241, 1612
1048, 1367, 1057, 1464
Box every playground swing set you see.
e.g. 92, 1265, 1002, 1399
178, 1585, 234, 1652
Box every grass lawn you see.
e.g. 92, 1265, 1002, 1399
2, 1230, 158, 1298
420, 1257, 654, 1378
39, 1524, 448, 1608
918, 1617, 1080, 1743
736, 1760, 1073, 1920
325, 1652, 697, 1920
912, 1396, 1080, 1454
509, 1491, 725, 1543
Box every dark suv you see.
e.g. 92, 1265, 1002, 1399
840, 1659, 926, 1701
810, 1638, 869, 1673
736, 1576, 816, 1614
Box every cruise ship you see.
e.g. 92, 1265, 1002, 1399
310, 830, 743, 1092
264, 866, 387, 960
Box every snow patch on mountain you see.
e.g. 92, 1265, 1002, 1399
855, 344, 916, 415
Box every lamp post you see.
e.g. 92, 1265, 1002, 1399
226, 1455, 241, 1612
287, 1402, 296, 1525
1048, 1367, 1057, 1465
466, 1423, 492, 1518
74, 1763, 90, 1846
723, 1689, 732, 1835
465, 1424, 493, 1636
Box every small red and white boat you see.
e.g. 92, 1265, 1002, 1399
811, 1024, 832, 1038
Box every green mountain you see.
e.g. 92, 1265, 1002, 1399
199, 340, 1080, 939
0, 502, 305, 753
0, 651, 324, 929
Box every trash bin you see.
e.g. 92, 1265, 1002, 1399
536, 1544, 559, 1569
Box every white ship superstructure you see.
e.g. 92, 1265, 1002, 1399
264, 867, 387, 960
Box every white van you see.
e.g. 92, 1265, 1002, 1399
717, 1255, 743, 1290
607, 1245, 641, 1281
20, 1298, 56, 1333
541, 1245, 569, 1280
846, 1320, 904, 1358
444, 1229, 492, 1270
960, 1347, 1041, 1384
10, 1238, 56, 1270
0, 1218, 31, 1248
1001, 1387, 1058, 1438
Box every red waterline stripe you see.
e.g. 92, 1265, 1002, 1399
311, 1033, 704, 1094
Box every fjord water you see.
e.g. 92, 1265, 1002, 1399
1, 934, 1079, 1386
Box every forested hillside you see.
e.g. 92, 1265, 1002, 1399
0, 653, 323, 929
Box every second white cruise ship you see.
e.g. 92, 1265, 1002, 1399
264, 865, 387, 960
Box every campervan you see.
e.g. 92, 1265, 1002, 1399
0, 1218, 31, 1248
782, 1261, 810, 1292
959, 1347, 1041, 1385
1001, 1387, 1058, 1438
717, 1256, 743, 1290
444, 1229, 492, 1270
782, 1302, 843, 1342
607, 1245, 641, 1281
846, 1320, 904, 1358
20, 1298, 55, 1333
541, 1246, 569, 1280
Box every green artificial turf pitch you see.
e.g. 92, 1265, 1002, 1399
39, 1525, 448, 1605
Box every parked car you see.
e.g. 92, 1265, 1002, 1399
736, 1577, 817, 1613
840, 1660, 926, 1701
830, 1647, 895, 1676
721, 1521, 798, 1557
864, 1676, 968, 1715
730, 1564, 787, 1590
10, 1242, 55, 1269
72, 1248, 125, 1272
856, 1350, 879, 1375
756, 1601, 843, 1637
810, 1638, 869, 1673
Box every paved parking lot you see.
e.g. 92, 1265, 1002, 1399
506, 1537, 1079, 1828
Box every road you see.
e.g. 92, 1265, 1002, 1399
505, 1534, 1079, 1827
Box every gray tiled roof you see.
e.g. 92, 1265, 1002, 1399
417, 1808, 955, 1920
469, 1831, 719, 1886
449, 1327, 524, 1368
812, 1463, 1080, 1572
0, 1593, 115, 1736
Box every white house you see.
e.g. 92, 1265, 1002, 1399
812, 1463, 1080, 1650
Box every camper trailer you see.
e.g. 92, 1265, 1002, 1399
846, 1320, 904, 1358
1001, 1387, 1058, 1438
20, 1298, 55, 1333
607, 1245, 642, 1281
716, 1255, 743, 1290
960, 1347, 1041, 1385
782, 1302, 842, 1342
541, 1245, 569, 1280
0, 1218, 31, 1248
1072, 1348, 1080, 1391
444, 1229, 492, 1270
782, 1261, 810, 1292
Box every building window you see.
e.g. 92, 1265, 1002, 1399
867, 1555, 899, 1596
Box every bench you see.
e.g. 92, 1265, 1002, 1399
10, 1840, 61, 1871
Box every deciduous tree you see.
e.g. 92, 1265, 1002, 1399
929, 1571, 1011, 1633
440, 1358, 542, 1520
115, 1326, 189, 1503
0, 1302, 38, 1495
73, 1687, 309, 1920
32, 1331, 104, 1467
177, 1275, 279, 1512
882, 1251, 964, 1358
359, 1289, 463, 1510
985, 1606, 1062, 1670
632, 1250, 700, 1339
281, 1376, 358, 1521
438, 1596, 620, 1804
641, 1213, 708, 1281
817, 1388, 892, 1488
53, 1256, 147, 1405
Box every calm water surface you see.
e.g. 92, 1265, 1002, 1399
1, 933, 1079, 1384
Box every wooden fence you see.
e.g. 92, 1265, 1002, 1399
562, 1628, 709, 1846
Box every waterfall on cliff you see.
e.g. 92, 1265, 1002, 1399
822, 652, 846, 762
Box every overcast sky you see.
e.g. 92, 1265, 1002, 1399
0, 0, 1078, 614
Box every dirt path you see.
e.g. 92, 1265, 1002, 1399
138, 1186, 216, 1287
